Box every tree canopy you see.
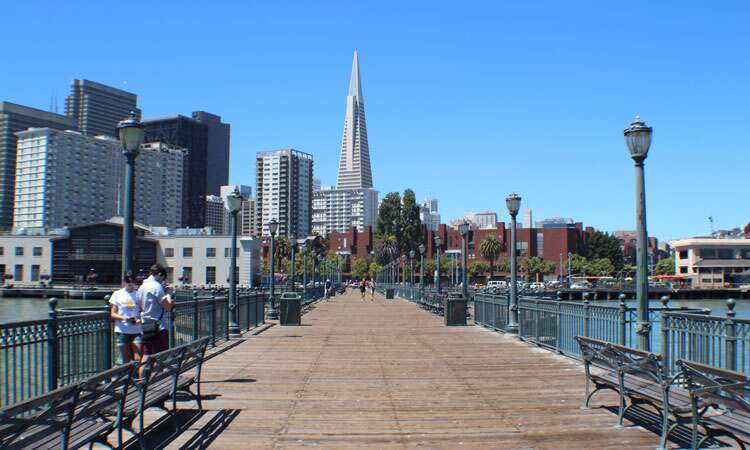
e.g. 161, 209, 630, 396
585, 231, 624, 271
399, 189, 423, 256
479, 236, 502, 276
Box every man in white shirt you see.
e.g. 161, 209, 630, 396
138, 263, 173, 358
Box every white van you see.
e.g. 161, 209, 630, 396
487, 280, 506, 288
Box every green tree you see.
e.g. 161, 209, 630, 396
399, 189, 423, 256
588, 258, 615, 276
479, 236, 502, 277
655, 257, 675, 276
497, 258, 511, 273
374, 234, 399, 264
351, 258, 370, 280
369, 262, 380, 281
274, 236, 291, 272
376, 192, 402, 246
569, 254, 589, 275
521, 257, 557, 281
468, 261, 490, 280
585, 231, 624, 271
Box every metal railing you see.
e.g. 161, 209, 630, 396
0, 287, 275, 408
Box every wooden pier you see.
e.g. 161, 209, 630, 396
159, 291, 661, 449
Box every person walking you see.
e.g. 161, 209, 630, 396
360, 279, 367, 301
325, 278, 332, 300
138, 264, 173, 363
370, 279, 375, 301
109, 272, 142, 363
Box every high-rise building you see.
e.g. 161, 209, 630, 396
65, 79, 140, 136
420, 198, 440, 231
192, 111, 230, 196
204, 195, 225, 232
13, 128, 186, 230
523, 209, 533, 230
0, 102, 76, 228
464, 211, 498, 229
240, 197, 258, 237
312, 187, 378, 235
337, 50, 373, 189
143, 115, 208, 228
256, 149, 313, 237
314, 51, 379, 235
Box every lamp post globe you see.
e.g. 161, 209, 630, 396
267, 219, 279, 319
624, 116, 653, 350
227, 187, 243, 337
117, 112, 144, 277
506, 193, 522, 333
458, 222, 470, 299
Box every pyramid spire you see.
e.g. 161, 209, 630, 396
348, 49, 363, 99
337, 50, 373, 189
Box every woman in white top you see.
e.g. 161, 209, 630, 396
109, 272, 143, 363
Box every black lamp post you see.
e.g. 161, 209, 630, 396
624, 115, 653, 351
289, 235, 297, 292
419, 243, 426, 293
434, 235, 442, 294
300, 239, 308, 299
409, 250, 415, 286
268, 219, 278, 319
506, 192, 521, 332
117, 112, 144, 276
227, 187, 243, 337
459, 222, 470, 299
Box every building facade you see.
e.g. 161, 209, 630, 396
192, 111, 230, 196
256, 149, 313, 237
128, 142, 186, 230
13, 128, 120, 230
0, 102, 76, 229
420, 198, 440, 231
464, 211, 497, 229
671, 238, 750, 288
337, 50, 373, 190
64, 79, 140, 137
0, 235, 53, 285
204, 195, 225, 233
143, 115, 208, 228
312, 187, 378, 235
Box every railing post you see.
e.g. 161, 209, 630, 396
103, 294, 113, 369
210, 291, 217, 346
556, 291, 562, 353
534, 299, 540, 345
619, 293, 627, 346
583, 292, 590, 338
661, 310, 670, 373
245, 290, 251, 331
222, 289, 230, 341
46, 298, 59, 392
192, 291, 199, 341
725, 298, 737, 372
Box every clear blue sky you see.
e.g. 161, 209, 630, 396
2, 1, 749, 241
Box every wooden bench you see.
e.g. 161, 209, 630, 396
575, 336, 694, 449
113, 337, 209, 449
677, 359, 750, 449
0, 362, 136, 449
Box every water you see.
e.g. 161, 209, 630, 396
637, 298, 750, 319
0, 297, 106, 324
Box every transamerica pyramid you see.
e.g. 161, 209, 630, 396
337, 50, 373, 189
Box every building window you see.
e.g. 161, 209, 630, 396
679, 266, 688, 274
33, 247, 42, 256
15, 247, 23, 256
741, 249, 750, 259
183, 247, 193, 258
31, 265, 40, 282
205, 266, 216, 284
0, 247, 4, 256
679, 250, 688, 259
164, 248, 174, 258
14, 265, 23, 282
224, 247, 239, 258
206, 248, 216, 258
718, 249, 734, 259
182, 267, 192, 283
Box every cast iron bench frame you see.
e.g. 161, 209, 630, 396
677, 359, 750, 449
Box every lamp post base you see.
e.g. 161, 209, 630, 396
505, 324, 519, 334
228, 324, 241, 338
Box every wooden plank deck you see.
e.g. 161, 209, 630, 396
164, 290, 661, 449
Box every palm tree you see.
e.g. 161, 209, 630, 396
375, 234, 399, 264
479, 236, 502, 278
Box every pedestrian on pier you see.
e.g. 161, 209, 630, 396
109, 272, 142, 363
369, 279, 375, 301
325, 278, 332, 300
360, 279, 367, 301
138, 264, 173, 365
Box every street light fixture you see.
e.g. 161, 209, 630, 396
624, 115, 653, 351
506, 192, 521, 333
268, 219, 279, 319
458, 221, 470, 299
434, 235, 442, 293
409, 250, 415, 287
289, 235, 297, 292
227, 187, 243, 337
300, 239, 308, 299
419, 243, 426, 293
117, 112, 144, 276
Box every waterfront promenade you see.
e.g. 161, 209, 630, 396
153, 290, 659, 449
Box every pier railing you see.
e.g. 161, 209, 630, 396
0, 287, 297, 408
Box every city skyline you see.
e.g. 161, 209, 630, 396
2, 2, 748, 240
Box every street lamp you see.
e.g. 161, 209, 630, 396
289, 235, 297, 292
506, 192, 521, 332
300, 239, 308, 299
624, 115, 653, 351
458, 221, 470, 299
419, 243, 426, 293
227, 187, 243, 337
409, 250, 415, 286
434, 235, 442, 294
117, 112, 144, 276
268, 219, 279, 319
